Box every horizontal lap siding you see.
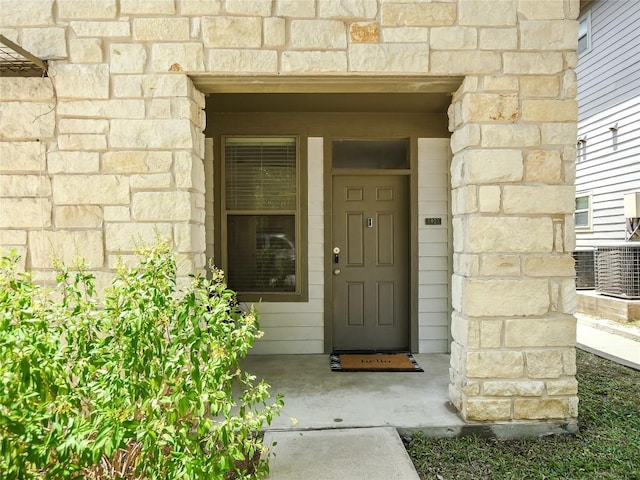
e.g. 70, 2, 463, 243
576, 0, 640, 248
418, 138, 451, 353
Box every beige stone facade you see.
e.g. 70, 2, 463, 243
0, 0, 579, 424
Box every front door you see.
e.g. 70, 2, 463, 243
331, 175, 409, 351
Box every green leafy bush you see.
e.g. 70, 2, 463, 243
0, 242, 283, 479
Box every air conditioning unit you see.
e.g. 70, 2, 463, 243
595, 244, 640, 299
573, 249, 595, 289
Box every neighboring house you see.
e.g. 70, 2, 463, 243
574, 0, 640, 307
0, 0, 580, 427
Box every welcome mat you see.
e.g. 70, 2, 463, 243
330, 352, 423, 372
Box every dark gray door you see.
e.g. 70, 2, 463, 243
331, 175, 409, 351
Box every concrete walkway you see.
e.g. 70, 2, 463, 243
576, 313, 640, 370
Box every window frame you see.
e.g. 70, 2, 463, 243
575, 193, 592, 231
578, 11, 592, 56
216, 134, 308, 303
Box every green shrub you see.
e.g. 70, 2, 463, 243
0, 242, 283, 479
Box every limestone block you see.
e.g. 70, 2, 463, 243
430, 51, 501, 74
57, 0, 116, 19
452, 185, 477, 215
0, 175, 51, 197
58, 134, 107, 151
523, 255, 574, 277
174, 223, 206, 253
319, 0, 377, 18
466, 351, 524, 378
110, 119, 194, 149
521, 75, 561, 98
29, 230, 103, 268
514, 399, 569, 420
546, 378, 578, 396
264, 17, 286, 46
522, 100, 578, 122
142, 75, 192, 97
0, 77, 54, 101
483, 380, 545, 396
478, 28, 517, 50
21, 28, 67, 58
559, 279, 576, 314
103, 206, 130, 222
227, 0, 272, 15
478, 186, 501, 213
0, 102, 55, 140
55, 205, 103, 228
0, 229, 27, 245
130, 174, 173, 189
203, 16, 262, 48
453, 253, 479, 277
0, 198, 51, 228
52, 64, 109, 99
120, 0, 175, 14
170, 98, 202, 122
174, 151, 205, 192
132, 191, 194, 221
520, 21, 578, 51
480, 254, 520, 276
450, 312, 479, 348
208, 49, 277, 73
503, 52, 563, 74
152, 43, 204, 72
483, 75, 518, 92
58, 100, 145, 118
540, 123, 577, 145
450, 124, 480, 154
133, 18, 190, 42
0, 142, 46, 172
52, 175, 129, 205
463, 278, 549, 317
381, 3, 456, 26
105, 222, 173, 252
281, 51, 348, 73
275, 0, 315, 17
110, 43, 147, 73
464, 149, 523, 184
290, 20, 346, 48
350, 22, 380, 43
148, 99, 172, 118
480, 125, 540, 148
381, 27, 429, 43
525, 350, 563, 378
479, 319, 503, 348
505, 316, 576, 347
525, 150, 562, 183
561, 70, 578, 99
0, 0, 54, 26
459, 0, 516, 26
58, 119, 107, 135
351, 43, 430, 72
462, 93, 519, 122
70, 21, 130, 38
430, 27, 477, 50
48, 151, 99, 173
562, 348, 577, 375
468, 217, 553, 253
69, 38, 103, 63
179, 0, 222, 15
517, 0, 565, 20
502, 186, 575, 214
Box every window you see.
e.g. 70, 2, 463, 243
577, 137, 587, 163
575, 194, 591, 229
222, 136, 305, 301
578, 12, 591, 55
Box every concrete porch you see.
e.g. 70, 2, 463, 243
242, 354, 578, 438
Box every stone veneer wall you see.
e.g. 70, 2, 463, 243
0, 0, 580, 423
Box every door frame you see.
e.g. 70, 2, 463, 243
323, 136, 419, 353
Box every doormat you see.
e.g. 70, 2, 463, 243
330, 352, 423, 372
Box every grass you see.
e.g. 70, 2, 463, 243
407, 349, 640, 480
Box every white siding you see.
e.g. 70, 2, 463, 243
252, 137, 325, 354
418, 138, 452, 353
576, 0, 640, 248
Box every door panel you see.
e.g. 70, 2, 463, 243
332, 175, 409, 351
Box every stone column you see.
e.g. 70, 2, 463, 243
448, 71, 579, 423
